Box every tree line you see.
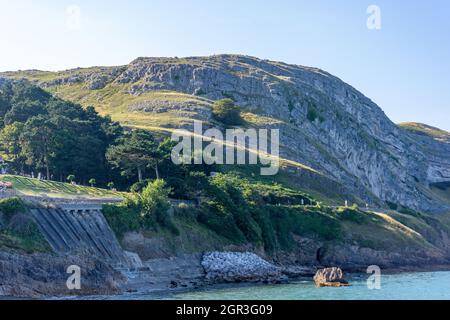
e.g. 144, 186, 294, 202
0, 80, 211, 191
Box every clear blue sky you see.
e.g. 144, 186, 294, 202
0, 0, 449, 130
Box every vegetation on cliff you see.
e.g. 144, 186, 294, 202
0, 198, 50, 253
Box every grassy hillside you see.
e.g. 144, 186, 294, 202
399, 122, 450, 142
0, 175, 123, 200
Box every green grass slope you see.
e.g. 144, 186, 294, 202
0, 175, 123, 201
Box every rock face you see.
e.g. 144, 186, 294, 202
3, 55, 450, 213
313, 267, 349, 287
0, 251, 125, 298
201, 252, 285, 283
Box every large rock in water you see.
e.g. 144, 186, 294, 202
202, 252, 285, 283
314, 267, 349, 287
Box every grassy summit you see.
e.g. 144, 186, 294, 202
400, 122, 450, 142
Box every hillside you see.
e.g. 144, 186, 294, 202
2, 55, 450, 213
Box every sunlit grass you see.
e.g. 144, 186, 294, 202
0, 175, 124, 200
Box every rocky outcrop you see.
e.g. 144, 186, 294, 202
0, 251, 125, 298
201, 252, 286, 283
313, 267, 349, 287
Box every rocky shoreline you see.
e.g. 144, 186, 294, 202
0, 251, 124, 298
2, 248, 450, 299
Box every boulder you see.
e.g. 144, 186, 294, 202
313, 267, 349, 287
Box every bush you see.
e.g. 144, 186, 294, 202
103, 202, 141, 239
0, 198, 27, 223
386, 201, 398, 210
307, 107, 318, 122
212, 99, 242, 125
197, 201, 247, 243
139, 179, 179, 235
336, 206, 367, 224
130, 179, 152, 193
105, 180, 180, 237
0, 198, 49, 253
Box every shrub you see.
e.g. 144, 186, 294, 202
105, 180, 180, 237
212, 99, 242, 125
0, 198, 27, 223
0, 198, 49, 253
139, 179, 179, 234
130, 179, 152, 193
336, 206, 367, 224
307, 107, 318, 122
386, 201, 398, 210
197, 201, 247, 243
103, 203, 141, 239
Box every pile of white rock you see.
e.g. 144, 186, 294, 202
201, 252, 286, 283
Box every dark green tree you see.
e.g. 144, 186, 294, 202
20, 116, 56, 180
212, 98, 242, 125
106, 129, 159, 182
0, 122, 26, 173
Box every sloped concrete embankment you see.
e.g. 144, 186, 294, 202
30, 207, 129, 267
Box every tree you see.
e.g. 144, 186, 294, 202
20, 116, 56, 180
4, 100, 47, 125
212, 99, 242, 125
0, 122, 26, 173
106, 129, 159, 182
67, 175, 76, 184
89, 178, 96, 187
0, 80, 122, 184
136, 179, 173, 231
107, 182, 115, 190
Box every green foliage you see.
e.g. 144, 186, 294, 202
130, 179, 152, 193
0, 197, 28, 222
103, 202, 141, 239
336, 206, 368, 224
104, 180, 179, 237
66, 175, 76, 183
138, 179, 173, 229
190, 173, 339, 251
306, 99, 324, 123
307, 106, 318, 122
106, 129, 160, 183
211, 99, 242, 125
386, 201, 398, 210
269, 206, 342, 248
0, 198, 49, 253
398, 207, 423, 218
89, 178, 96, 187
0, 80, 123, 186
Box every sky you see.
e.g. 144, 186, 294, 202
0, 0, 449, 130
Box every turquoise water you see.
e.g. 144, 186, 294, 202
168, 271, 450, 300
73, 271, 450, 300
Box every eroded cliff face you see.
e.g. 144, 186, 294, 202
4, 55, 450, 212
